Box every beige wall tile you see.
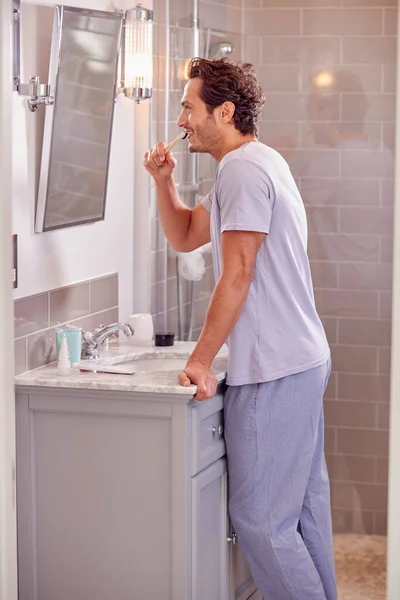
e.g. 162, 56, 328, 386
264, 0, 341, 5
90, 274, 118, 314
259, 121, 300, 148
384, 8, 397, 36
325, 370, 337, 399
333, 481, 388, 511
307, 233, 379, 262
331, 508, 374, 534
314, 289, 378, 318
303, 9, 383, 36
381, 178, 395, 206
302, 64, 383, 95
14, 338, 27, 376
337, 428, 389, 457
300, 175, 381, 206
199, 1, 242, 33
377, 403, 390, 430
379, 291, 392, 318
340, 208, 393, 235
339, 263, 392, 291
383, 64, 396, 93
378, 347, 391, 374
324, 400, 376, 429
343, 0, 396, 5
325, 427, 336, 453
27, 328, 57, 371
338, 318, 391, 346
307, 206, 340, 232
331, 344, 378, 373
321, 316, 337, 344
310, 262, 339, 289
244, 9, 301, 36
338, 373, 390, 403
326, 454, 375, 483
257, 65, 301, 92
244, 36, 262, 64
343, 37, 397, 64
50, 283, 90, 327
376, 457, 389, 484
262, 36, 341, 64
15, 293, 49, 338
263, 93, 307, 121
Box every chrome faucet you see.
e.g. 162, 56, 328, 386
82, 322, 134, 360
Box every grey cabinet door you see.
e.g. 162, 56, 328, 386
191, 458, 229, 600
230, 538, 256, 600
17, 395, 173, 600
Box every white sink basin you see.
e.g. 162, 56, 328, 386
120, 357, 188, 373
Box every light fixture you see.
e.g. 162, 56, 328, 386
13, 0, 53, 112
121, 4, 153, 103
12, 2, 153, 110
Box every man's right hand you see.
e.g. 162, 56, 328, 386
143, 142, 177, 180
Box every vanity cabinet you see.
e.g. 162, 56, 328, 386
15, 386, 257, 600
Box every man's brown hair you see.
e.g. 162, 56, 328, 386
187, 57, 265, 137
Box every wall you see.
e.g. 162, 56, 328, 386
244, 0, 396, 535
13, 0, 136, 321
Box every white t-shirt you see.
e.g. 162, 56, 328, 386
202, 140, 330, 386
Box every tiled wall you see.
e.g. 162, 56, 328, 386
14, 274, 118, 375
244, 0, 395, 535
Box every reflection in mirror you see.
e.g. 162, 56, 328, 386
35, 6, 123, 232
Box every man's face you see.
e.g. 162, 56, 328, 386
176, 78, 221, 153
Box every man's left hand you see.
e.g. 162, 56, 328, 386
178, 360, 218, 401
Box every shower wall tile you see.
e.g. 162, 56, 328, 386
384, 8, 398, 36
342, 37, 397, 64
324, 400, 376, 429
257, 65, 301, 92
262, 36, 341, 64
199, 1, 242, 33
303, 8, 384, 36
243, 9, 301, 36
265, 0, 341, 5
337, 429, 389, 458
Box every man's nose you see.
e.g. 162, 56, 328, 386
176, 110, 186, 128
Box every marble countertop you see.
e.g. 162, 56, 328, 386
14, 341, 228, 396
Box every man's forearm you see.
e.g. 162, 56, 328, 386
188, 274, 252, 367
155, 177, 192, 250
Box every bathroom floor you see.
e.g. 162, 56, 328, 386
334, 534, 387, 600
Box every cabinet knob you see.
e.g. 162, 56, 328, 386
212, 425, 224, 437
227, 532, 237, 545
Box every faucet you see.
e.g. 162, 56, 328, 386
82, 322, 134, 360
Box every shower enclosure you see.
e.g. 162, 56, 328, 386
150, 1, 396, 598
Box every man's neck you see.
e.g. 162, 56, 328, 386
212, 134, 258, 162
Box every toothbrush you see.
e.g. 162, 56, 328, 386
165, 131, 189, 153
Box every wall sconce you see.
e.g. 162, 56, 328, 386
121, 4, 153, 103
12, 2, 153, 110
13, 0, 53, 112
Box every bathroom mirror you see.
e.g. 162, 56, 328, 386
35, 6, 123, 232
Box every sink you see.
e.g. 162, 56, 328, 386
120, 357, 188, 373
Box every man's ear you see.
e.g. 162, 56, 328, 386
220, 101, 235, 122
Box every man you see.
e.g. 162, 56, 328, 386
144, 57, 337, 600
